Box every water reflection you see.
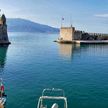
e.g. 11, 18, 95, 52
58, 43, 108, 59
0, 46, 8, 73
58, 43, 81, 59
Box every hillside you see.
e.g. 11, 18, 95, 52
7, 18, 59, 33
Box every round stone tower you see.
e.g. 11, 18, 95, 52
0, 13, 11, 45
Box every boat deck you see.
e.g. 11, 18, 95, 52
0, 104, 4, 108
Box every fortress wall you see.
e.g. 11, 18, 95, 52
74, 31, 82, 40
60, 27, 75, 41
87, 33, 108, 40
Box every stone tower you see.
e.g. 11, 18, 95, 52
0, 14, 11, 45
60, 26, 75, 42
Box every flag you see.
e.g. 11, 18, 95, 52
62, 17, 64, 20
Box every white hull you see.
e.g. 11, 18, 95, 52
0, 97, 6, 106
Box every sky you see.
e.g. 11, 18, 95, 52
0, 0, 108, 33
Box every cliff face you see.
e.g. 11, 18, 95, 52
0, 14, 10, 45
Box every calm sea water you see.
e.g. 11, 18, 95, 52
0, 32, 108, 108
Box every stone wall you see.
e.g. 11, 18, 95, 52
81, 33, 108, 40
60, 27, 75, 41
59, 26, 82, 41
74, 30, 82, 40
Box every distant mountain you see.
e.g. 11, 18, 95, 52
7, 18, 59, 33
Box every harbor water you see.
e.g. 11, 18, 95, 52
0, 32, 108, 108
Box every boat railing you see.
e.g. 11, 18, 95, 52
37, 88, 67, 108
42, 88, 65, 97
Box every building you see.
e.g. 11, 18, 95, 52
57, 26, 108, 44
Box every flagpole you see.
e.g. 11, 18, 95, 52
61, 17, 64, 28
70, 16, 72, 27
61, 17, 62, 28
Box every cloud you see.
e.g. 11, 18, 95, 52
95, 14, 108, 18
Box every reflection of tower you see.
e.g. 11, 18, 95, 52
58, 43, 80, 59
0, 46, 8, 73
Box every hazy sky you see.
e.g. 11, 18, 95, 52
0, 0, 108, 33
